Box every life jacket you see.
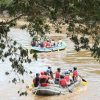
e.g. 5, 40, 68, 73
73, 71, 78, 77
39, 42, 43, 47
46, 42, 51, 48
43, 41, 46, 46
60, 79, 66, 87
33, 78, 36, 84
40, 75, 48, 79
64, 76, 70, 82
41, 83, 50, 87
55, 72, 60, 79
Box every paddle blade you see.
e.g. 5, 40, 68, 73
81, 81, 88, 86
27, 88, 32, 91
69, 90, 72, 93
31, 83, 34, 88
76, 87, 80, 90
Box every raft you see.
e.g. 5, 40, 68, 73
31, 42, 66, 52
32, 78, 81, 96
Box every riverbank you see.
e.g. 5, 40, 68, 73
0, 17, 68, 34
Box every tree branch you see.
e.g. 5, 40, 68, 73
0, 14, 24, 26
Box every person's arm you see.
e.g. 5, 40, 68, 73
65, 79, 68, 87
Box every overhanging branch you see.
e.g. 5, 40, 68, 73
0, 14, 24, 26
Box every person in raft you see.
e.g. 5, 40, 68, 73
46, 67, 54, 84
69, 70, 74, 85
47, 66, 54, 79
64, 71, 71, 86
51, 39, 56, 47
46, 67, 51, 75
46, 40, 51, 48
33, 73, 40, 87
31, 40, 36, 46
58, 39, 63, 46
55, 68, 61, 84
40, 72, 50, 87
73, 67, 78, 82
59, 75, 67, 88
39, 40, 44, 48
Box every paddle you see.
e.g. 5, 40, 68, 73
26, 83, 34, 91
26, 85, 38, 96
65, 80, 72, 93
72, 81, 80, 90
66, 85, 72, 93
26, 86, 32, 91
79, 75, 88, 86
32, 89, 37, 96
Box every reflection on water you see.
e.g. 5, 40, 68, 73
0, 28, 100, 100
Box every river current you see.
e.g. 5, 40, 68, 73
0, 28, 100, 100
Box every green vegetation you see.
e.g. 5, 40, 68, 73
0, 0, 100, 82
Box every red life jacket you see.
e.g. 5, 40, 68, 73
48, 76, 52, 79
73, 71, 78, 77
55, 72, 60, 79
40, 75, 48, 79
46, 42, 51, 48
33, 78, 36, 84
41, 83, 50, 87
64, 76, 70, 82
60, 79, 66, 87
43, 41, 46, 46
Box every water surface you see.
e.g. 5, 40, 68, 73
0, 28, 100, 100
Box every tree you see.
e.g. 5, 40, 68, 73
0, 0, 100, 87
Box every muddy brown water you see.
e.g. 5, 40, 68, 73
0, 28, 100, 100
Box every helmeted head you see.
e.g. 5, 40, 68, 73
48, 66, 51, 69
36, 73, 40, 76
73, 67, 77, 71
67, 70, 70, 74
60, 75, 64, 79
57, 68, 61, 72
65, 70, 70, 75
47, 69, 50, 73
41, 72, 44, 75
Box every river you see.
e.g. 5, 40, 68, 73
0, 28, 100, 100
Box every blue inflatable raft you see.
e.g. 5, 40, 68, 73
31, 42, 66, 52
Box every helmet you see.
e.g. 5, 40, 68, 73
47, 69, 50, 73
57, 68, 61, 71
60, 75, 64, 79
73, 67, 77, 71
41, 72, 44, 75
36, 73, 40, 76
66, 70, 70, 74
